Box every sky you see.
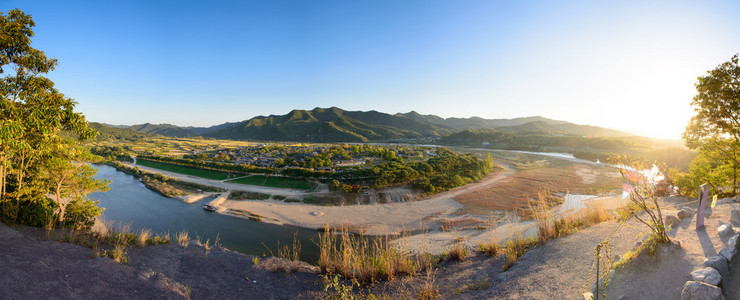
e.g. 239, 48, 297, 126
2, 0, 739, 139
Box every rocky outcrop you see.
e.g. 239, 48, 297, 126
690, 267, 722, 286
665, 215, 681, 227
731, 209, 740, 226
678, 209, 693, 220
681, 205, 740, 300
680, 281, 725, 300
703, 256, 730, 284
718, 224, 734, 237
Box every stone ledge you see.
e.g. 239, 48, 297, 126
681, 208, 740, 300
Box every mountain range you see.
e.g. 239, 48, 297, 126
101, 107, 629, 142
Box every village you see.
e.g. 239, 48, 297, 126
190, 143, 439, 172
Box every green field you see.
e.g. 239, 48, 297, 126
226, 175, 317, 191
136, 159, 235, 180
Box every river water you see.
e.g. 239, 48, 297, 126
90, 164, 321, 262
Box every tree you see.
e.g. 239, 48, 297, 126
682, 54, 740, 195
0, 9, 104, 227
39, 142, 109, 225
328, 179, 341, 191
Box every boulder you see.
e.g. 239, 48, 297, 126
665, 215, 681, 228
680, 281, 724, 300
732, 209, 740, 226
690, 267, 722, 286
719, 247, 736, 266
703, 256, 730, 281
718, 224, 735, 237
678, 209, 693, 220
729, 233, 740, 251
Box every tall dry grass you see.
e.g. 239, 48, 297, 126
176, 230, 190, 247
529, 192, 612, 243
475, 192, 613, 271
275, 232, 303, 272
318, 225, 432, 282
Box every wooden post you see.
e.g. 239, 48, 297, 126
696, 184, 710, 230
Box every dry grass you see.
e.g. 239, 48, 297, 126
454, 164, 620, 216
275, 232, 303, 273
176, 230, 190, 247
530, 192, 612, 244
478, 213, 502, 256
502, 235, 537, 271
447, 238, 468, 261
318, 224, 433, 282
473, 192, 614, 271
136, 228, 152, 247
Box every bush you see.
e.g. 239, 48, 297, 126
64, 199, 104, 230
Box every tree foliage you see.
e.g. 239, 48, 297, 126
680, 54, 740, 196
0, 9, 107, 228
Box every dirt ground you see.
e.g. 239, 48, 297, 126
2, 198, 738, 299
605, 197, 740, 299
0, 223, 322, 299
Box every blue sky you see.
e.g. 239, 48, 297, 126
3, 0, 739, 139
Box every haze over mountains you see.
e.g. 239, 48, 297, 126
99, 107, 630, 142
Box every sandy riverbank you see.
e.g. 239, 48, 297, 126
219, 197, 464, 235
215, 170, 515, 235
173, 193, 212, 204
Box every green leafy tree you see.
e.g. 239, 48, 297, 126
682, 54, 740, 195
39, 142, 109, 225
328, 179, 341, 191
0, 9, 104, 227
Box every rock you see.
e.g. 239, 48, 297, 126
615, 296, 625, 300
703, 256, 730, 281
580, 292, 594, 300
718, 224, 735, 237
690, 267, 722, 286
732, 209, 740, 225
729, 233, 740, 251
665, 215, 681, 227
678, 209, 693, 219
719, 247, 736, 265
680, 281, 725, 300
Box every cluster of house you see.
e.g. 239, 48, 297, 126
195, 144, 438, 171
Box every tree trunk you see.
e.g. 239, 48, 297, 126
0, 153, 5, 200
55, 186, 65, 224
733, 139, 739, 196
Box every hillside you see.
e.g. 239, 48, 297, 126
89, 122, 150, 141
111, 122, 240, 138
205, 107, 457, 142
494, 120, 628, 137
129, 123, 197, 137
100, 107, 631, 142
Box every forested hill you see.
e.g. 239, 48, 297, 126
205, 107, 458, 142
89, 122, 150, 141
494, 120, 628, 137
104, 107, 629, 142
102, 122, 241, 138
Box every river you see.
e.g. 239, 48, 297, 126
90, 164, 321, 262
